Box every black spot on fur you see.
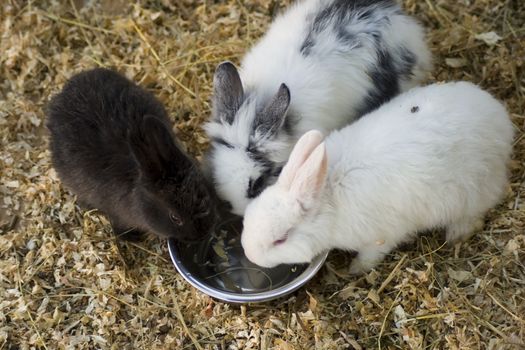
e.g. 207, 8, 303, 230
245, 141, 283, 199
247, 167, 275, 199
411, 106, 419, 113
355, 45, 417, 117
247, 176, 265, 198
355, 48, 399, 117
300, 0, 396, 56
247, 142, 273, 169
297, 0, 414, 119
356, 7, 374, 21
336, 31, 357, 46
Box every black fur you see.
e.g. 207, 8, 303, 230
355, 45, 417, 117
298, 0, 418, 117
246, 143, 273, 169
46, 68, 217, 241
247, 165, 283, 199
356, 48, 399, 116
247, 168, 274, 199
245, 142, 282, 199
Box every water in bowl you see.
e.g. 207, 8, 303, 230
175, 217, 308, 294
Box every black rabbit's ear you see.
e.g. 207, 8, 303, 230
212, 61, 244, 124
254, 83, 290, 137
130, 115, 191, 180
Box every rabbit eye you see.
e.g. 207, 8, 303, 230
170, 212, 183, 226
273, 237, 287, 246
273, 231, 289, 246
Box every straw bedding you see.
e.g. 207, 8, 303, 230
0, 0, 524, 349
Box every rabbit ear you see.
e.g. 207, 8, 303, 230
213, 61, 244, 124
130, 115, 191, 180
254, 83, 290, 137
289, 142, 328, 209
278, 130, 324, 188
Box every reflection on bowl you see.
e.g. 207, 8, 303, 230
168, 216, 328, 303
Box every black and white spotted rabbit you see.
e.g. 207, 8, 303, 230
204, 0, 432, 215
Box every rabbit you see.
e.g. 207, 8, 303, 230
46, 68, 217, 241
240, 81, 514, 273
204, 0, 432, 215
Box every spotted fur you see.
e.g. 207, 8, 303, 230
205, 0, 432, 215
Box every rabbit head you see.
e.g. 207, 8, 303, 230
241, 130, 329, 268
129, 115, 217, 241
204, 62, 293, 215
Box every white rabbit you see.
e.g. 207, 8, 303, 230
241, 81, 514, 273
204, 0, 432, 215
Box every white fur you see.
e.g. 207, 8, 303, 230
241, 82, 514, 272
205, 0, 432, 215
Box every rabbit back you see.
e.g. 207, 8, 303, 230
47, 68, 165, 209
240, 0, 432, 134
240, 82, 513, 270
325, 82, 513, 251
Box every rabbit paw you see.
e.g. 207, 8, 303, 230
349, 249, 385, 275
446, 216, 484, 243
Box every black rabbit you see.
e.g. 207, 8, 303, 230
46, 68, 217, 241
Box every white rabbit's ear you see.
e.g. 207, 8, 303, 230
278, 130, 324, 189
289, 142, 327, 209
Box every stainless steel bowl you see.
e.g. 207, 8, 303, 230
168, 217, 328, 303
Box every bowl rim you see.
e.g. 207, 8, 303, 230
168, 238, 328, 303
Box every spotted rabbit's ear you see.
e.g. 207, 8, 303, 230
212, 61, 244, 125
278, 130, 324, 189
254, 83, 291, 137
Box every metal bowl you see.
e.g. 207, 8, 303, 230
168, 217, 328, 303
